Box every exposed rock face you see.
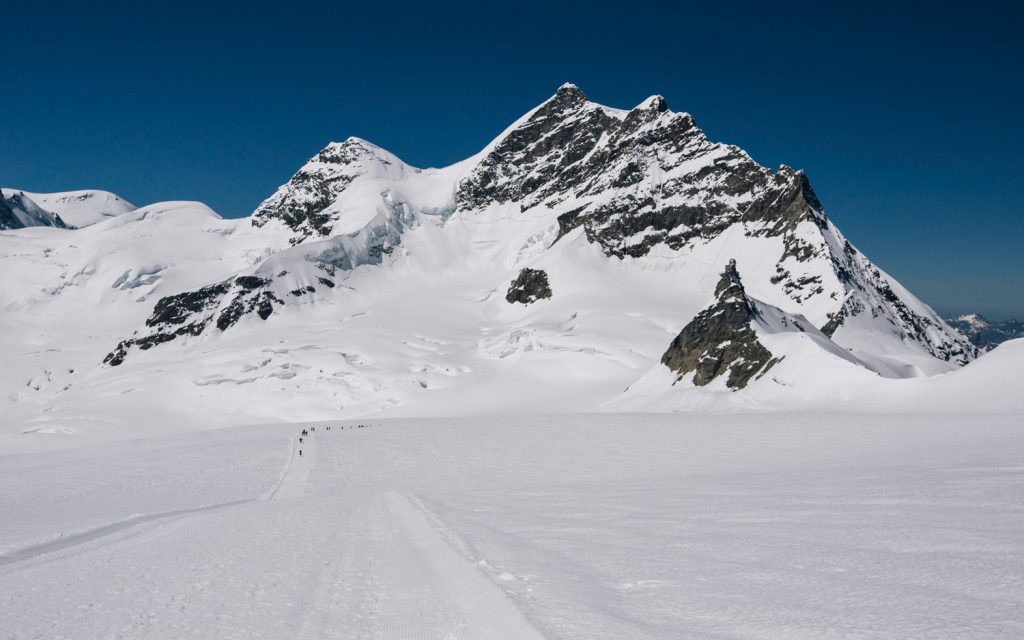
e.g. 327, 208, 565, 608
506, 268, 553, 304
455, 84, 973, 366
0, 197, 19, 230
818, 253, 976, 365
457, 84, 803, 261
947, 314, 1024, 351
661, 260, 780, 390
104, 276, 283, 366
0, 190, 67, 230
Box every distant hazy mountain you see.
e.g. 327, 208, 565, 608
947, 314, 1024, 351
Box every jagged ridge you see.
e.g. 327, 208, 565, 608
101, 83, 974, 377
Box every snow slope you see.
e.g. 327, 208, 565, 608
900, 338, 1024, 413
2, 414, 1023, 638
0, 201, 291, 442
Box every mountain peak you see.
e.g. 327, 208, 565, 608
549, 82, 588, 108
947, 314, 1024, 351
714, 259, 745, 300
634, 94, 669, 113
252, 136, 406, 243
315, 137, 392, 164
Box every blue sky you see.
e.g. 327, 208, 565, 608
3, 1, 1022, 319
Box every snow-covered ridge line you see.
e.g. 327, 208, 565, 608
1, 188, 137, 230
0, 83, 989, 434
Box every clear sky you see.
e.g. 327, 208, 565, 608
4, 1, 1022, 319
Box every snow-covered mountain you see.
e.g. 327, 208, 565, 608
1, 84, 993, 436
18, 189, 137, 228
1, 188, 135, 230
0, 189, 68, 230
947, 314, 1024, 351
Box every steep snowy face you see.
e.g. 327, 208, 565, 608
455, 84, 974, 367
251, 138, 427, 245
658, 259, 875, 391
0, 190, 67, 230
105, 139, 438, 362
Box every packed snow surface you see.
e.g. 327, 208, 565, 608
2, 413, 1022, 639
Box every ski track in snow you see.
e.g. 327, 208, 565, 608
0, 423, 549, 639
267, 433, 314, 501
0, 499, 252, 572
2, 414, 1023, 639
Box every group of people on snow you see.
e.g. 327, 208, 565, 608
297, 423, 374, 457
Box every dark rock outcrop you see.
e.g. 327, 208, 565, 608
104, 276, 283, 366
661, 260, 780, 390
0, 197, 19, 230
0, 191, 67, 230
506, 268, 553, 305
455, 85, 811, 263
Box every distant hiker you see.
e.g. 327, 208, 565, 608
299, 437, 303, 443
299, 449, 303, 457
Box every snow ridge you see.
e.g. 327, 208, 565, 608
0, 84, 992, 431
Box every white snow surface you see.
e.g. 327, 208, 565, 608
16, 189, 137, 228
2, 413, 1023, 638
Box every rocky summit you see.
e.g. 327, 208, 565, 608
661, 260, 781, 390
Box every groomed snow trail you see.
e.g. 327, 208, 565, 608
373, 491, 544, 640
3, 415, 1024, 639
266, 433, 315, 500
0, 424, 546, 639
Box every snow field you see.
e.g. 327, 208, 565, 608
2, 413, 1023, 638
